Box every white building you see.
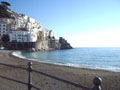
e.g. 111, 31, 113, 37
9, 29, 29, 42
0, 22, 11, 40
0, 22, 7, 38
0, 18, 14, 41
0, 14, 55, 43
9, 28, 38, 42
42, 28, 54, 40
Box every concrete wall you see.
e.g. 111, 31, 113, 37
35, 40, 56, 51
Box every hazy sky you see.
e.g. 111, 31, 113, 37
4, 0, 120, 47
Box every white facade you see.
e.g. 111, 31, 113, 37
9, 30, 30, 42
0, 22, 11, 39
0, 23, 7, 37
0, 18, 14, 41
49, 30, 54, 38
9, 28, 38, 42
42, 28, 54, 40
0, 14, 54, 43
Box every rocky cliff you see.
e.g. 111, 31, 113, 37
59, 37, 72, 49
34, 39, 72, 51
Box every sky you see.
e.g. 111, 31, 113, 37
2, 0, 120, 47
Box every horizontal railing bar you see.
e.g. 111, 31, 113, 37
0, 62, 27, 70
0, 75, 41, 90
0, 62, 98, 90
32, 69, 91, 90
0, 75, 28, 85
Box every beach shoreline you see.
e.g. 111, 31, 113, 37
0, 50, 120, 90
11, 50, 119, 73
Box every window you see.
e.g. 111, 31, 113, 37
18, 37, 21, 39
3, 24, 6, 27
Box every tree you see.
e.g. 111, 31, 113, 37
1, 34, 10, 43
1, 1, 11, 7
0, 1, 12, 18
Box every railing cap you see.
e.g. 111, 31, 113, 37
28, 62, 32, 66
93, 77, 102, 86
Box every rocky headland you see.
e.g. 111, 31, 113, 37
0, 1, 72, 51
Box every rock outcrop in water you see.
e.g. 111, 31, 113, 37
0, 1, 72, 51
59, 37, 72, 49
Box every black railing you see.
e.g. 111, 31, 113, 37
0, 62, 102, 90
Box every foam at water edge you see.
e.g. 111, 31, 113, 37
12, 51, 53, 63
12, 51, 120, 72
12, 51, 26, 59
12, 51, 37, 61
63, 63, 120, 72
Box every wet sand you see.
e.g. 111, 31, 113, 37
0, 50, 120, 90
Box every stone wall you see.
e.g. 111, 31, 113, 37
2, 38, 72, 51
35, 40, 56, 51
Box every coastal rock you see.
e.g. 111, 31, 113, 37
55, 40, 61, 49
59, 37, 72, 49
35, 40, 56, 51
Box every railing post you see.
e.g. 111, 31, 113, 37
28, 62, 32, 90
91, 77, 102, 90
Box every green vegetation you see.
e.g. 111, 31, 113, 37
1, 1, 11, 7
1, 34, 10, 43
0, 1, 15, 18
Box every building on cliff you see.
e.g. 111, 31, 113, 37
0, 15, 58, 50
0, 18, 12, 39
0, 15, 72, 51
0, 14, 55, 42
9, 29, 30, 42
0, 1, 72, 50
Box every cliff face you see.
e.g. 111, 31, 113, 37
34, 38, 72, 51
35, 40, 56, 51
59, 37, 72, 49
0, 2, 72, 51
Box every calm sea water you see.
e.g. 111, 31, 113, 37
12, 48, 120, 72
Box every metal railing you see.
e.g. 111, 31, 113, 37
0, 62, 102, 90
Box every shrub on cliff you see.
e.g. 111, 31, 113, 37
0, 1, 16, 18
1, 34, 10, 43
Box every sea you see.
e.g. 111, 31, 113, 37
12, 47, 120, 72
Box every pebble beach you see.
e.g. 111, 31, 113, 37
0, 50, 120, 90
